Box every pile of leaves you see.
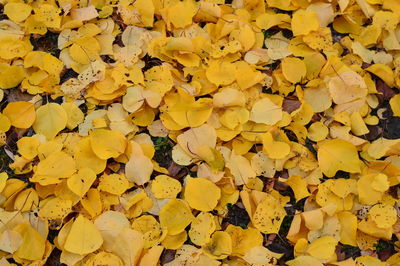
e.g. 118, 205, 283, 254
0, 0, 400, 265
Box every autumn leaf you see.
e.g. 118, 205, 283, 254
0, 0, 399, 264
317, 139, 361, 177
33, 103, 67, 140
3, 101, 35, 129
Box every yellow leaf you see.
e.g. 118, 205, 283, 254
62, 103, 84, 130
94, 211, 130, 251
389, 94, 400, 116
81, 189, 103, 218
330, 179, 357, 198
0, 172, 8, 193
282, 57, 306, 84
256, 13, 290, 30
145, 65, 173, 96
24, 16, 47, 35
69, 37, 101, 65
14, 223, 45, 261
308, 122, 329, 142
188, 212, 216, 246
287, 256, 324, 266
131, 215, 163, 248
125, 150, 153, 185
14, 188, 39, 212
111, 227, 144, 266
387, 253, 400, 265
98, 173, 130, 196
166, 0, 197, 29
64, 215, 103, 255
250, 97, 283, 125
89, 129, 127, 160
306, 236, 338, 261
198, 146, 225, 172
251, 151, 276, 177
355, 256, 386, 266
139, 246, 164, 266
206, 60, 236, 86
0, 229, 23, 253
162, 230, 187, 250
286, 175, 310, 201
352, 41, 375, 63
151, 175, 182, 199
71, 5, 99, 22
132, 0, 154, 27
131, 106, 155, 127
213, 88, 246, 108
235, 61, 265, 89
291, 10, 319, 36
33, 103, 67, 140
0, 112, 10, 133
252, 194, 286, 234
328, 71, 367, 104
176, 124, 216, 158
350, 111, 369, 136
357, 173, 386, 205
33, 4, 61, 29
32, 151, 76, 185
317, 139, 361, 177
159, 199, 194, 235
368, 138, 400, 159
163, 96, 213, 129
316, 181, 351, 211
3, 101, 35, 129
17, 137, 40, 160
75, 137, 107, 174
368, 204, 397, 229
67, 168, 97, 197
301, 209, 323, 230
358, 218, 392, 239
226, 225, 263, 257
85, 252, 124, 266
226, 152, 257, 185
243, 246, 283, 265
366, 64, 395, 86
292, 103, 314, 125
337, 211, 357, 246
265, 32, 292, 60
4, 3, 32, 22
304, 88, 332, 113
39, 197, 72, 219
202, 231, 232, 259
184, 177, 221, 212
122, 85, 145, 113
262, 132, 291, 159
0, 37, 32, 59
24, 51, 64, 77
231, 25, 255, 52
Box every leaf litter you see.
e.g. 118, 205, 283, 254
0, 0, 400, 265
